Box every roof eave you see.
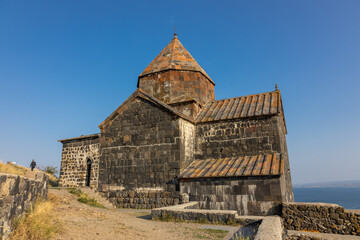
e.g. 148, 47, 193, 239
179, 174, 282, 180
58, 133, 101, 143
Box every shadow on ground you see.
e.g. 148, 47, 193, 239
136, 214, 152, 220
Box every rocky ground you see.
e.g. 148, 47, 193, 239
50, 189, 231, 240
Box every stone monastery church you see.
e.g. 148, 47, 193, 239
59, 34, 294, 215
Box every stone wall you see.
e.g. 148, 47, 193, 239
169, 101, 201, 119
0, 172, 49, 239
282, 202, 360, 236
195, 115, 284, 160
194, 115, 294, 204
138, 70, 215, 109
179, 118, 195, 171
180, 176, 284, 216
59, 134, 100, 188
103, 190, 188, 209
99, 98, 187, 191
276, 116, 294, 202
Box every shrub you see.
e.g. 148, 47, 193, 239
39, 166, 59, 187
41, 166, 58, 175
68, 188, 105, 208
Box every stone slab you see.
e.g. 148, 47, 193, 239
254, 216, 282, 240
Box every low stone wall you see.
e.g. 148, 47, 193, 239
151, 202, 239, 224
103, 190, 188, 209
282, 202, 360, 236
0, 171, 49, 239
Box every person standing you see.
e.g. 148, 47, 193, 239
30, 159, 36, 171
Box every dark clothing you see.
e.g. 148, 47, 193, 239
30, 161, 36, 171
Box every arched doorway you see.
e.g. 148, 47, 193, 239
85, 158, 92, 187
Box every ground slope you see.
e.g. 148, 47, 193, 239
50, 189, 229, 240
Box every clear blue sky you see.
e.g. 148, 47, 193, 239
0, 0, 359, 184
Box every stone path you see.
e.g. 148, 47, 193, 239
287, 230, 360, 240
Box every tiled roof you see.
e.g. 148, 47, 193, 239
178, 153, 284, 179
139, 34, 213, 84
196, 91, 282, 123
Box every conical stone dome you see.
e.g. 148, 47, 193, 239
139, 34, 213, 83
137, 34, 215, 118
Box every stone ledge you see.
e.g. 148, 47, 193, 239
284, 202, 341, 208
287, 230, 360, 240
151, 202, 238, 224
151, 201, 268, 226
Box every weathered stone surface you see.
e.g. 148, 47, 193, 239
59, 134, 100, 188
151, 202, 238, 224
103, 189, 183, 209
282, 202, 360, 236
139, 68, 215, 113
195, 116, 286, 160
180, 176, 283, 216
0, 172, 48, 239
255, 216, 283, 240
98, 98, 192, 193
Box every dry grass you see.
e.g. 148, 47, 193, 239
193, 228, 228, 239
44, 173, 59, 187
10, 193, 62, 240
0, 161, 59, 186
0, 161, 28, 176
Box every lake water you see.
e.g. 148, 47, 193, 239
293, 187, 360, 209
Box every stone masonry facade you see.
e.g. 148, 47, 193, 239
180, 176, 288, 216
104, 190, 189, 209
99, 98, 182, 191
59, 134, 100, 188
138, 70, 215, 105
195, 116, 285, 159
59, 34, 294, 213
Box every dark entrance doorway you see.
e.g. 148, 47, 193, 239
85, 159, 92, 186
